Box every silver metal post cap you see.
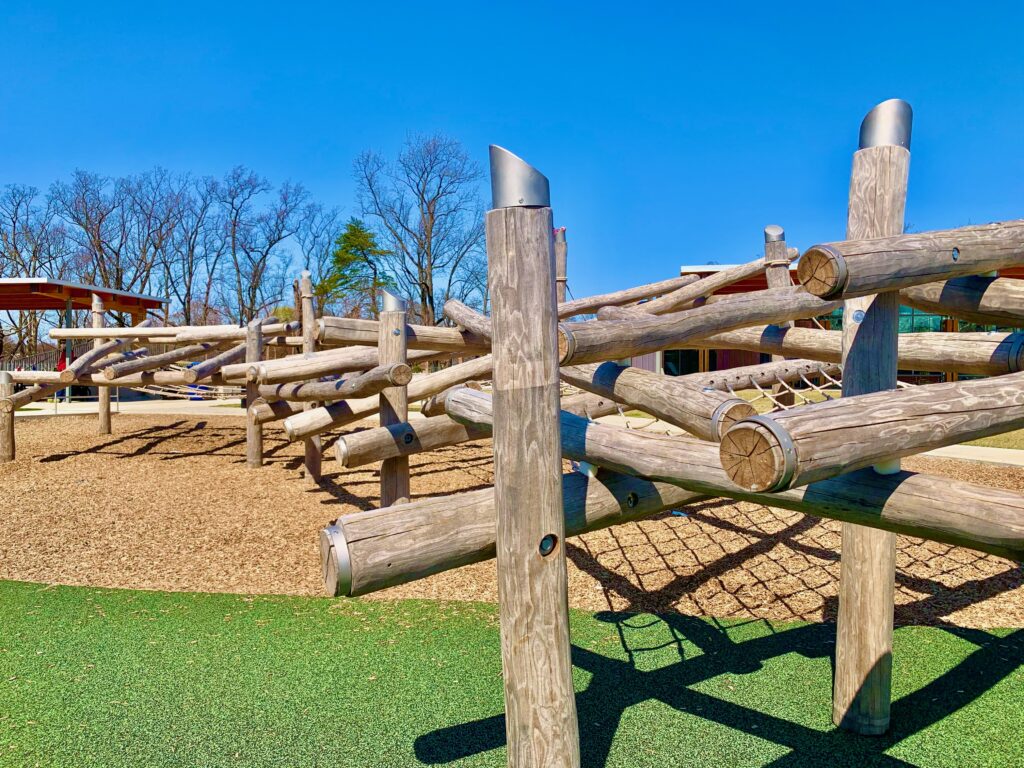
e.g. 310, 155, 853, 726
489, 145, 550, 209
859, 99, 913, 150
381, 290, 408, 313
763, 225, 785, 243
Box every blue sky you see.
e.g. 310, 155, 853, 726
2, 1, 1022, 300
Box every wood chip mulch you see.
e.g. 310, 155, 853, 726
2, 414, 1022, 628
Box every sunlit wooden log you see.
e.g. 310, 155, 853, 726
900, 275, 1024, 328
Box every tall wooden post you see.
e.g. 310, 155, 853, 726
833, 99, 912, 735
92, 294, 111, 434
245, 318, 264, 468
0, 372, 14, 462
554, 226, 568, 303
488, 145, 580, 768
63, 298, 73, 404
764, 226, 795, 406
299, 271, 322, 484
378, 291, 410, 506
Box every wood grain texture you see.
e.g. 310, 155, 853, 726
258, 363, 411, 402
555, 274, 698, 319
318, 316, 490, 353
832, 142, 908, 736
246, 318, 264, 468
689, 358, 841, 392
446, 388, 1024, 562
101, 341, 222, 380
487, 205, 579, 768
900, 275, 1024, 328
300, 272, 322, 484
334, 469, 706, 596
420, 381, 483, 416
186, 342, 246, 383
92, 294, 112, 435
554, 227, 568, 303
558, 285, 839, 365
236, 345, 446, 385
378, 308, 410, 506
764, 236, 796, 406
336, 413, 490, 468
797, 217, 1024, 299
58, 318, 156, 383
0, 373, 13, 462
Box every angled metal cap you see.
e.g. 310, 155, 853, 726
764, 225, 785, 243
489, 145, 550, 209
319, 523, 352, 597
381, 289, 408, 313
859, 99, 913, 150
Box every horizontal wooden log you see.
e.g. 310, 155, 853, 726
598, 252, 798, 319
798, 219, 1024, 299
559, 286, 839, 365
252, 398, 303, 425
445, 388, 1024, 562
420, 382, 483, 416
183, 343, 246, 383
258, 363, 412, 402
322, 469, 707, 596
560, 362, 754, 441
318, 317, 489, 353
58, 319, 157, 383
683, 325, 1024, 376
101, 341, 224, 380
282, 355, 494, 440
235, 346, 448, 385
555, 274, 699, 319
900, 275, 1024, 328
720, 369, 1024, 492
443, 299, 494, 339
49, 321, 298, 342
688, 358, 842, 392
172, 321, 300, 343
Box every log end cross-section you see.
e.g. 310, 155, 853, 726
797, 245, 846, 298
718, 417, 793, 491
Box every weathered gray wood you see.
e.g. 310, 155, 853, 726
798, 219, 1024, 299
560, 362, 754, 441
683, 325, 1024, 376
763, 227, 796, 406
299, 271, 323, 484
92, 294, 112, 434
318, 316, 489, 353
101, 341, 223, 380
689, 358, 841, 392
173, 321, 300, 343
237, 345, 447, 385
559, 285, 839, 365
336, 413, 490, 468
246, 318, 264, 468
58, 318, 156, 383
48, 321, 298, 342
259, 363, 412, 402
445, 388, 1024, 561
420, 381, 483, 416
554, 226, 568, 303
832, 136, 908, 736
252, 398, 303, 425
443, 299, 495, 339
900, 275, 1024, 328
721, 367, 1024, 492
555, 274, 698, 319
378, 306, 410, 506
186, 342, 247, 383
487, 203, 578, 768
324, 468, 707, 596
0, 372, 14, 461
283, 355, 493, 440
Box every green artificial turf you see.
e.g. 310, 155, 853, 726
1, 581, 1022, 767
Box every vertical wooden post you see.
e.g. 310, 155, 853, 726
246, 318, 264, 468
63, 298, 73, 404
764, 226, 795, 406
833, 99, 912, 736
488, 145, 580, 768
378, 291, 410, 506
0, 372, 14, 462
299, 271, 322, 484
92, 294, 111, 434
554, 226, 568, 303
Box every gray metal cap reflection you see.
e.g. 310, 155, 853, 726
381, 289, 408, 313
489, 145, 550, 209
764, 225, 785, 243
859, 99, 913, 150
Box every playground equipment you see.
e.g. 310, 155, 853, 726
5, 97, 1024, 766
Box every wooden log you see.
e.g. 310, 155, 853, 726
560, 362, 754, 441
554, 226, 568, 303
258, 363, 412, 402
0, 372, 13, 462
683, 325, 1024, 376
92, 294, 112, 435
48, 321, 297, 342
236, 345, 447, 385
322, 468, 707, 596
721, 369, 1024, 492
900, 275, 1024, 328
555, 274, 698, 319
336, 413, 490, 468
558, 285, 839, 365
420, 381, 483, 416
172, 321, 300, 343
58, 318, 156, 383
832, 100, 909, 736
102, 341, 224, 380
688, 358, 841, 392
252, 398, 303, 425
443, 299, 494, 339
186, 342, 247, 383
798, 219, 1024, 300
763, 226, 796, 406
246, 319, 264, 468
299, 271, 323, 485
378, 294, 409, 505
485, 163, 578, 766
445, 388, 1024, 561
318, 316, 489, 353
282, 354, 494, 440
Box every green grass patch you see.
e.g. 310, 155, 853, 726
965, 429, 1024, 450
0, 581, 1022, 767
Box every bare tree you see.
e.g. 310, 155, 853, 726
163, 175, 225, 325
295, 202, 343, 314
354, 134, 485, 325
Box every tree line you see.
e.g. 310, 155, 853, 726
0, 134, 487, 358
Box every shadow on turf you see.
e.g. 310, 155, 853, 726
414, 617, 1024, 767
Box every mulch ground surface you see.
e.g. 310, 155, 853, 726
2, 414, 1023, 628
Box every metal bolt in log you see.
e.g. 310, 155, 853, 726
487, 145, 579, 768
378, 291, 410, 507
